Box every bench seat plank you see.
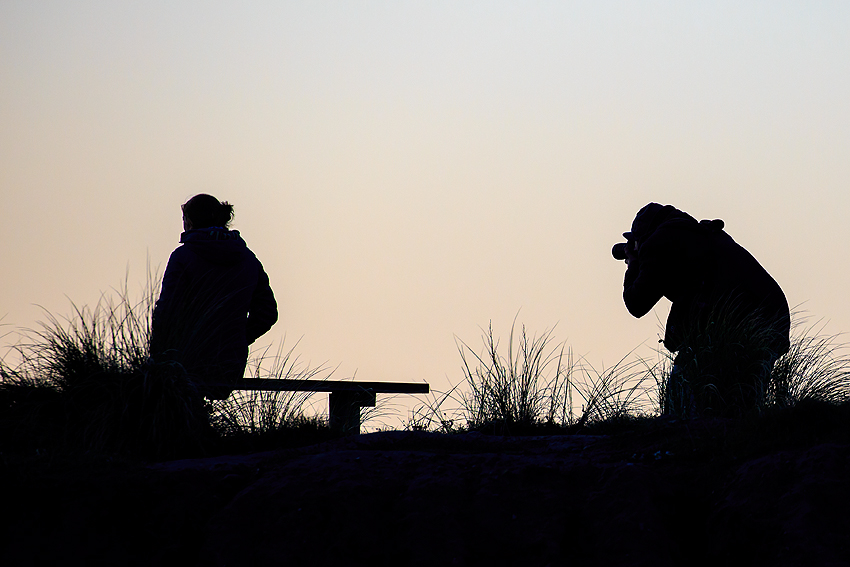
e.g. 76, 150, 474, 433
231, 378, 429, 394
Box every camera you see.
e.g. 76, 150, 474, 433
612, 242, 628, 260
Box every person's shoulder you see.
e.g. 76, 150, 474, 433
168, 241, 193, 260
161, 244, 195, 276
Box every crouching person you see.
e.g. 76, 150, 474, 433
151, 194, 278, 400
613, 203, 790, 416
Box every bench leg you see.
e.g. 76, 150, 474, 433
328, 390, 376, 434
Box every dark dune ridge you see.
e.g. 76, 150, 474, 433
3, 411, 849, 566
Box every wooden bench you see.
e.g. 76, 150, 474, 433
230, 378, 430, 434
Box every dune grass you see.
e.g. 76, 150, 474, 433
769, 317, 850, 407
411, 312, 850, 435
0, 279, 332, 460
657, 299, 793, 418
210, 341, 337, 451
4, 271, 850, 460
408, 319, 660, 435
455, 321, 577, 432
0, 283, 211, 458
658, 304, 850, 418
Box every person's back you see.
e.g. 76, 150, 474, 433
696, 223, 790, 353
151, 194, 277, 399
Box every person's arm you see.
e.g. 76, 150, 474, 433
623, 237, 665, 318
246, 265, 277, 345
151, 248, 189, 351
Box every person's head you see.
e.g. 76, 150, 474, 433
181, 194, 234, 231
623, 203, 696, 242
623, 203, 667, 243
614, 203, 695, 261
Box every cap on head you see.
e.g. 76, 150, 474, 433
626, 202, 692, 242
626, 203, 661, 240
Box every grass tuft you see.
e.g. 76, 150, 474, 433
405, 381, 466, 434
440, 311, 850, 434
768, 316, 850, 407
448, 319, 660, 434
573, 354, 659, 427
659, 309, 850, 418
659, 300, 790, 417
0, 275, 329, 459
456, 319, 577, 433
0, 281, 212, 458
211, 340, 332, 438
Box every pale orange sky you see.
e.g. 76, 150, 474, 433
2, 2, 849, 426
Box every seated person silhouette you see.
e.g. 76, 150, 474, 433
151, 194, 278, 400
613, 203, 790, 416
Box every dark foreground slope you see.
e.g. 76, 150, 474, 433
3, 406, 850, 567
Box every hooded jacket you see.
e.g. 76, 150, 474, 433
151, 228, 277, 395
623, 204, 790, 356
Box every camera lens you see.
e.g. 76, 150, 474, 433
612, 243, 627, 260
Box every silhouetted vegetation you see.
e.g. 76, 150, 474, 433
3, 277, 850, 464
409, 314, 850, 437
0, 281, 331, 461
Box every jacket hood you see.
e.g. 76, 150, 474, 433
179, 228, 248, 266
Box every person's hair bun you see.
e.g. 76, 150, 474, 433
182, 194, 234, 229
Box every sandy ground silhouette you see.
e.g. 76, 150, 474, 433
3, 415, 849, 566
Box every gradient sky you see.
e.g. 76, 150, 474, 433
2, 2, 849, 425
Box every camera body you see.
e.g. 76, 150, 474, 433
612, 242, 628, 261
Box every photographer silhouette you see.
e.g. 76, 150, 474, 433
614, 203, 790, 416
